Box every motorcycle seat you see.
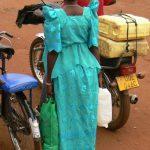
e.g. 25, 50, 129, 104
0, 44, 15, 59
0, 73, 38, 93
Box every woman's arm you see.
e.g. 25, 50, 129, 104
46, 51, 58, 97
90, 46, 102, 86
90, 46, 100, 63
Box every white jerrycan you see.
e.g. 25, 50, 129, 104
97, 88, 112, 128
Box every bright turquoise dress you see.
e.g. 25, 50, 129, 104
42, 0, 101, 149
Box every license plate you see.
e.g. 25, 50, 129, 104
116, 74, 139, 91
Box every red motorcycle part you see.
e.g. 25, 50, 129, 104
119, 64, 136, 76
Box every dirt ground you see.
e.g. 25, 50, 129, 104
0, 0, 150, 150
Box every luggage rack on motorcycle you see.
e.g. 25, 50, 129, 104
101, 51, 135, 70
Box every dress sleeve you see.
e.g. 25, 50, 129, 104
42, 6, 62, 53
88, 0, 99, 48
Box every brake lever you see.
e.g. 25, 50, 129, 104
0, 31, 13, 38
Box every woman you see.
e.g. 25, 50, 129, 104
42, 0, 101, 149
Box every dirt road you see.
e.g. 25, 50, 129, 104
0, 0, 150, 150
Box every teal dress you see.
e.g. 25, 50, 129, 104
42, 0, 101, 149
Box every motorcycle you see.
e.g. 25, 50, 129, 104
16, 1, 145, 130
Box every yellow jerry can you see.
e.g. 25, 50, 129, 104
99, 14, 150, 41
98, 36, 149, 58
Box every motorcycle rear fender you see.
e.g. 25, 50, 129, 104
35, 33, 45, 40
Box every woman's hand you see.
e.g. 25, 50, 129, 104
46, 82, 54, 98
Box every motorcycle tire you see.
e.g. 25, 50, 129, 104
102, 73, 130, 130
108, 90, 130, 130
30, 37, 44, 86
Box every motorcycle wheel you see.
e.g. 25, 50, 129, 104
103, 74, 130, 130
108, 90, 130, 130
30, 37, 44, 86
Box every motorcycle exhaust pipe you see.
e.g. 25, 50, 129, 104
130, 94, 138, 104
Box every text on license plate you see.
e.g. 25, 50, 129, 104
116, 74, 139, 91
